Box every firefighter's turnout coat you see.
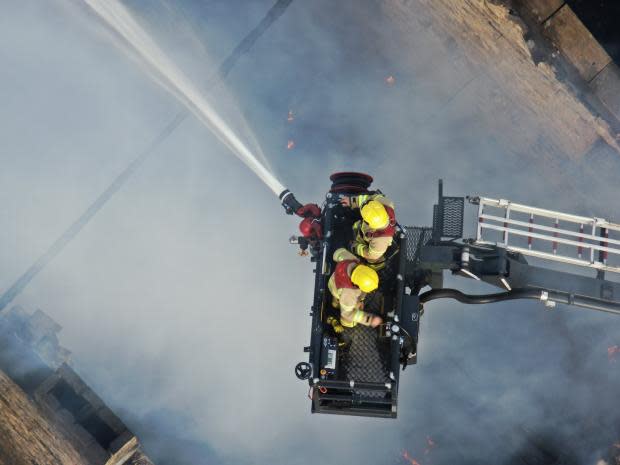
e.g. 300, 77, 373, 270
349, 194, 396, 263
327, 250, 375, 327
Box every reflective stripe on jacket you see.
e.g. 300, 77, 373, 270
350, 195, 396, 261
353, 232, 393, 262
327, 253, 375, 327
350, 193, 395, 210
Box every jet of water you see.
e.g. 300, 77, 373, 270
0, 0, 294, 312
83, 0, 287, 197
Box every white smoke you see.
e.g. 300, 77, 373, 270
82, 0, 286, 196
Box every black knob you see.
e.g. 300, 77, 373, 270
295, 362, 312, 380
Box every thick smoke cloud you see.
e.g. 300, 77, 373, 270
1, 1, 620, 464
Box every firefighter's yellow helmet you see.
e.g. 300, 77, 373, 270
351, 264, 379, 293
361, 200, 389, 230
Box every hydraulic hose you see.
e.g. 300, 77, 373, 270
419, 288, 543, 305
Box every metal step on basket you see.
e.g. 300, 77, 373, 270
473, 197, 620, 275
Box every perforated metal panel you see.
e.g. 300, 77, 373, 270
441, 197, 464, 238
341, 325, 390, 398
404, 227, 434, 263
339, 292, 389, 398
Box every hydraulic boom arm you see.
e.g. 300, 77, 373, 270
411, 181, 620, 316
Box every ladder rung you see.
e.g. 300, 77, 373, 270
479, 213, 620, 246
475, 242, 620, 274
479, 223, 620, 256
475, 197, 620, 273
479, 197, 620, 232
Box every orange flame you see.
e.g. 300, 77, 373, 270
402, 450, 422, 465
385, 75, 396, 85
287, 140, 295, 150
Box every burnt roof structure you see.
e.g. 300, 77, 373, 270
0, 305, 155, 465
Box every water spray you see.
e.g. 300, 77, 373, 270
0, 0, 297, 312
82, 0, 296, 201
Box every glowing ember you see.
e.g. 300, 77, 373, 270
385, 75, 396, 85
608, 345, 620, 361
402, 450, 421, 465
287, 110, 294, 122
287, 140, 295, 150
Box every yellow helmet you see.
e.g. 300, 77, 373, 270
361, 200, 389, 230
351, 264, 379, 293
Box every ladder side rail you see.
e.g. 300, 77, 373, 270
478, 197, 620, 232
473, 240, 620, 274
478, 223, 620, 257
479, 197, 595, 224
596, 220, 620, 231
503, 245, 620, 273
479, 214, 620, 247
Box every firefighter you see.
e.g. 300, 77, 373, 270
328, 248, 383, 328
340, 193, 396, 265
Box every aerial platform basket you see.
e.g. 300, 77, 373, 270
291, 175, 620, 419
